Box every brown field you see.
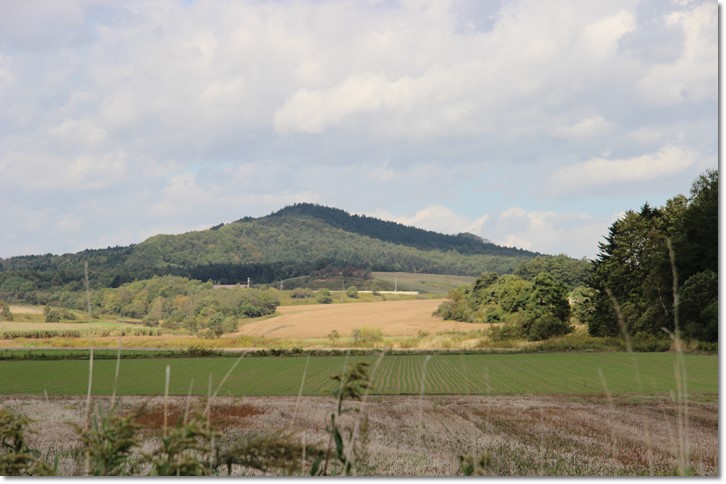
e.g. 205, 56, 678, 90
237, 299, 477, 338
2, 394, 717, 476
8, 305, 44, 315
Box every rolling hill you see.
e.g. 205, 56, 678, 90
0, 203, 540, 293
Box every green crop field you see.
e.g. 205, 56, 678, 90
371, 272, 476, 293
0, 352, 716, 397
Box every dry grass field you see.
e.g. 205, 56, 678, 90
236, 299, 474, 338
8, 305, 44, 315
1, 394, 717, 476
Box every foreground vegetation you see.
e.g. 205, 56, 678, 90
0, 354, 717, 476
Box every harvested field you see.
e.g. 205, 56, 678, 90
237, 299, 474, 338
1, 394, 717, 476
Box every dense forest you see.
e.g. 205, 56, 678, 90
437, 170, 718, 344
588, 170, 718, 342
267, 203, 536, 256
0, 205, 538, 297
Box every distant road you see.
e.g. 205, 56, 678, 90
237, 299, 479, 338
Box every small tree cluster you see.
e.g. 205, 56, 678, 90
316, 289, 333, 304
435, 272, 572, 341
0, 301, 13, 322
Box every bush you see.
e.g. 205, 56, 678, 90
526, 314, 573, 341
291, 288, 314, 299
316, 289, 333, 304
328, 329, 340, 345
489, 323, 522, 341
351, 327, 383, 346
44, 307, 77, 323
196, 328, 217, 339
346, 286, 359, 298
0, 301, 13, 322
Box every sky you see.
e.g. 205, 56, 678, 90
0, 0, 718, 260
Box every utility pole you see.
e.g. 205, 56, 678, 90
394, 273, 397, 292
279, 280, 284, 290
247, 277, 251, 288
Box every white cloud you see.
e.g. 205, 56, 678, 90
372, 205, 490, 237
489, 207, 619, 258
550, 145, 699, 194
48, 118, 107, 149
0, 0, 716, 258
551, 115, 613, 140
637, 2, 716, 105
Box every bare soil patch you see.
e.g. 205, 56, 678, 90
237, 299, 476, 338
132, 402, 265, 429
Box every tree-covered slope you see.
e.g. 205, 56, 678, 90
0, 205, 539, 294
267, 203, 537, 257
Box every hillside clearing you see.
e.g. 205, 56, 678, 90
237, 299, 472, 338
371, 272, 476, 293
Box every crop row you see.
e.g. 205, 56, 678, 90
0, 327, 163, 339
0, 352, 717, 397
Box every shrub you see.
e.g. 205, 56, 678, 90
0, 301, 13, 322
489, 323, 522, 341
328, 329, 340, 345
0, 409, 54, 476
526, 314, 573, 341
44, 307, 76, 323
316, 289, 333, 304
346, 286, 359, 298
196, 328, 217, 339
351, 327, 383, 346
291, 288, 314, 299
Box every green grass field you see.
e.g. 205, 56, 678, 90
0, 352, 716, 397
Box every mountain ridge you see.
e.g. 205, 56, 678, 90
0, 204, 541, 293
263, 203, 533, 257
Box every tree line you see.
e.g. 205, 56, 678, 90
436, 170, 718, 345
588, 170, 717, 342
34, 275, 280, 338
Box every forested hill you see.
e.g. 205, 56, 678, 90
0, 204, 541, 294
266, 204, 537, 257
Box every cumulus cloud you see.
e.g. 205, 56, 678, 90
487, 207, 619, 259
371, 205, 490, 238
549, 145, 699, 195
0, 0, 717, 258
